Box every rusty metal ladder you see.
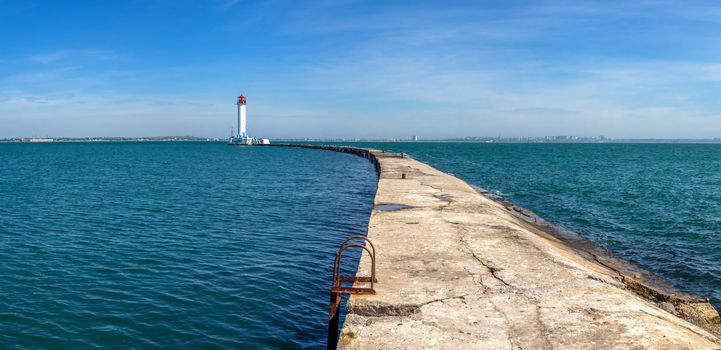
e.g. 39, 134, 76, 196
328, 236, 377, 349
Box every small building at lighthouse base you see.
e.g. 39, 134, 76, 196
228, 135, 268, 146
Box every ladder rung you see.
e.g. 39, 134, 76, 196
332, 286, 376, 295
339, 276, 377, 283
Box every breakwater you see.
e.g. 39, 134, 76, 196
346, 142, 721, 310
270, 144, 721, 349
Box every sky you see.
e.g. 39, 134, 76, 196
2, 0, 721, 139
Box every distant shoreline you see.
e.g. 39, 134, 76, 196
284, 138, 721, 144
2, 137, 721, 144
0, 136, 222, 143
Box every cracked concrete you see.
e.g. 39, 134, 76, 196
337, 150, 721, 350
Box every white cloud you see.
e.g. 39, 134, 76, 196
28, 49, 120, 64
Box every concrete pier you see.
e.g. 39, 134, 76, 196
271, 144, 721, 349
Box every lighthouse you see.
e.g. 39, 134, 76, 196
229, 93, 269, 145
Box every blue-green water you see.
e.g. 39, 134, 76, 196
3, 141, 720, 348
330, 142, 721, 309
0, 142, 376, 349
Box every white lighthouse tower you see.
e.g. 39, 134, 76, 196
237, 94, 248, 143
228, 93, 269, 146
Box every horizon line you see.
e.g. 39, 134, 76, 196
2, 135, 721, 143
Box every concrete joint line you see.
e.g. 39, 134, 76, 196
349, 296, 468, 318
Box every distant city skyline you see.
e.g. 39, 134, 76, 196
2, 1, 721, 139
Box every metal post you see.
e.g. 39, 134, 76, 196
327, 292, 340, 350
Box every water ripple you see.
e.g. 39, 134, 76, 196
0, 142, 376, 349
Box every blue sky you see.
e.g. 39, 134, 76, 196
2, 0, 721, 139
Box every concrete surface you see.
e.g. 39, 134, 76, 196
337, 150, 721, 350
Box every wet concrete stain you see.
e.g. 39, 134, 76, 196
374, 203, 414, 212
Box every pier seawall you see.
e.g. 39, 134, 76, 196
270, 144, 721, 349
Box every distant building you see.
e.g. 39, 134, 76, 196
412, 135, 419, 141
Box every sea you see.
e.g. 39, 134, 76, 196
331, 142, 721, 310
0, 142, 376, 349
1, 141, 720, 349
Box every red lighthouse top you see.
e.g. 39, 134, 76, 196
238, 94, 246, 105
